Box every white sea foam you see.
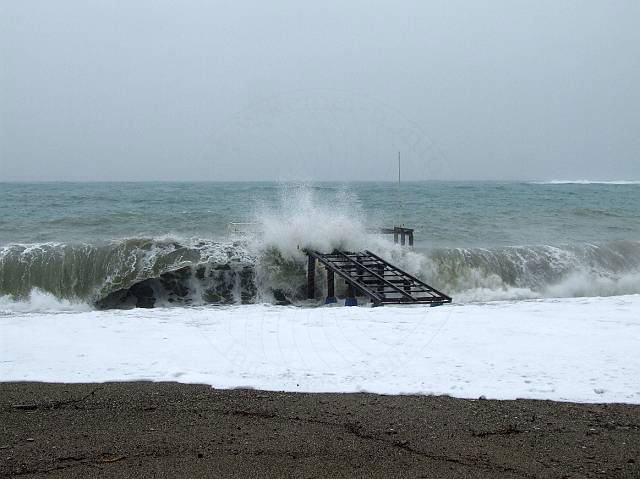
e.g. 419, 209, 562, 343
439, 268, 640, 303
0, 289, 91, 315
532, 180, 640, 185
2, 295, 639, 403
2, 185, 640, 308
252, 185, 435, 266
253, 184, 372, 261
544, 270, 640, 297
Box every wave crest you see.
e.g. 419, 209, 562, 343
0, 288, 91, 315
531, 180, 640, 185
2, 236, 640, 310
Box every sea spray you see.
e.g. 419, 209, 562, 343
2, 238, 640, 309
2, 184, 640, 309
249, 184, 376, 301
0, 288, 92, 315
253, 184, 369, 260
425, 242, 640, 302
0, 239, 254, 304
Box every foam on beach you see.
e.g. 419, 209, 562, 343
2, 294, 639, 404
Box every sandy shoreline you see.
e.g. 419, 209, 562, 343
1, 382, 639, 478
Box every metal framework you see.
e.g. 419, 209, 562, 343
307, 250, 452, 306
379, 226, 414, 246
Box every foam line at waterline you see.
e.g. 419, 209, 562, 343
530, 180, 640, 185
1, 237, 640, 310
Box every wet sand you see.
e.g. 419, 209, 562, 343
1, 382, 639, 478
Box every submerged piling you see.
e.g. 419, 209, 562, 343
307, 255, 315, 299
325, 269, 336, 304
345, 283, 357, 306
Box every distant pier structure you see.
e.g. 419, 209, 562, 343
380, 226, 414, 246
306, 226, 451, 307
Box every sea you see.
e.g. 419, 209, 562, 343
1, 180, 640, 311
2, 180, 640, 402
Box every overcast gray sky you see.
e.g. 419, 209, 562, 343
1, 1, 639, 181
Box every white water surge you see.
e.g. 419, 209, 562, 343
532, 180, 640, 185
2, 295, 639, 404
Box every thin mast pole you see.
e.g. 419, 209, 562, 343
397, 151, 401, 227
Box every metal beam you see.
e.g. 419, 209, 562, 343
365, 250, 452, 302
335, 251, 415, 301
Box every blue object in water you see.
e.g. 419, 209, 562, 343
325, 296, 337, 304
345, 297, 358, 306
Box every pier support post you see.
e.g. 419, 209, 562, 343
325, 269, 336, 304
345, 283, 357, 306
356, 256, 364, 284
408, 231, 414, 247
377, 265, 385, 297
307, 255, 315, 299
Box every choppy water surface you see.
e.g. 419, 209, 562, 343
1, 181, 639, 309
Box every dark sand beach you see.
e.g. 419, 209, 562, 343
1, 382, 639, 478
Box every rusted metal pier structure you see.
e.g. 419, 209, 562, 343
380, 226, 414, 246
366, 226, 415, 245
306, 250, 451, 307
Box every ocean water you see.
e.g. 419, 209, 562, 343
1, 181, 640, 310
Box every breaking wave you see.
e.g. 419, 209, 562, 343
2, 237, 640, 310
531, 180, 640, 185
426, 242, 640, 302
2, 185, 640, 310
0, 288, 92, 315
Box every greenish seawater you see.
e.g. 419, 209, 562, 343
1, 181, 640, 305
2, 181, 639, 246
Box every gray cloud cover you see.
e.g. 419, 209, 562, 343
1, 1, 639, 181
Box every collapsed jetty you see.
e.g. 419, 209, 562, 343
307, 226, 451, 307
95, 226, 451, 309
306, 249, 451, 307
